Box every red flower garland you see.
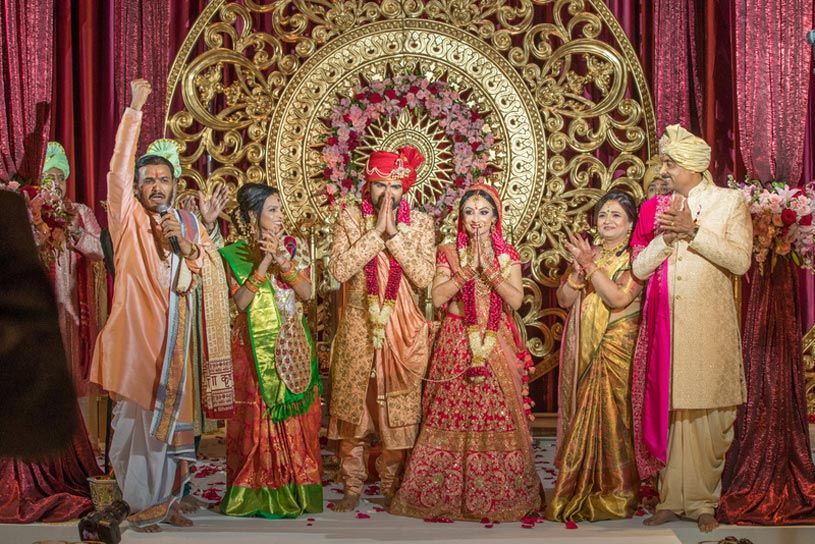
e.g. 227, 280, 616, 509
362, 199, 411, 348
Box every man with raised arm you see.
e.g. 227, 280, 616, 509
90, 79, 232, 532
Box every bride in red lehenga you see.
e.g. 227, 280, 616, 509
390, 184, 542, 522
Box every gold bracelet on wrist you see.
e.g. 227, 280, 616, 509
584, 262, 599, 280
566, 274, 586, 290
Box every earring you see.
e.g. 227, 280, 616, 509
490, 222, 495, 234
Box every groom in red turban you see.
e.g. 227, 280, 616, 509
328, 146, 435, 511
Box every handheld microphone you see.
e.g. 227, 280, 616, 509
155, 203, 182, 255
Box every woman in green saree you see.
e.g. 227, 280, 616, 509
219, 183, 322, 518
546, 190, 644, 522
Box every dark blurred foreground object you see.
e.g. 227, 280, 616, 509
78, 499, 130, 544
0, 190, 76, 457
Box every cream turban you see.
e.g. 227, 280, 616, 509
642, 155, 661, 193
658, 124, 714, 185
42, 141, 70, 179
658, 124, 712, 172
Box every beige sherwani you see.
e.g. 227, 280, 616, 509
327, 204, 435, 495
633, 180, 752, 518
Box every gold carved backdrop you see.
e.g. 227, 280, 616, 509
164, 0, 657, 399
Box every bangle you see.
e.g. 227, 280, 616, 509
287, 270, 304, 288
566, 274, 586, 290
280, 267, 299, 285
252, 270, 268, 284
244, 279, 260, 293
184, 243, 199, 259
584, 262, 599, 280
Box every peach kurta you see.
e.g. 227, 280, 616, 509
89, 108, 207, 415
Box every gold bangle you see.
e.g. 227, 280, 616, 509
584, 262, 599, 280
566, 274, 586, 290
184, 243, 199, 259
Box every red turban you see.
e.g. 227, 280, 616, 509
364, 145, 425, 192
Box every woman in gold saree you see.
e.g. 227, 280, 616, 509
390, 184, 541, 522
546, 190, 643, 522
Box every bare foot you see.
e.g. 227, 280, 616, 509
166, 505, 194, 527
332, 493, 360, 512
697, 513, 718, 533
643, 509, 680, 526
132, 524, 162, 533
177, 495, 203, 514
383, 494, 394, 510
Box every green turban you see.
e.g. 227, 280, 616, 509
43, 141, 70, 179
658, 124, 713, 184
142, 138, 182, 178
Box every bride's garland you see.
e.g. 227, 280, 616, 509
362, 198, 411, 348
458, 230, 511, 383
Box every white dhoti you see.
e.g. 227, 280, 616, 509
110, 400, 190, 512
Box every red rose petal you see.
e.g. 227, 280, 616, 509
480, 517, 490, 524
484, 524, 494, 528
565, 521, 578, 529
356, 512, 370, 519
635, 509, 645, 517
326, 502, 335, 509
522, 524, 534, 529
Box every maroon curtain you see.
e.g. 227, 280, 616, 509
651, 0, 702, 135
0, 0, 54, 182
50, 0, 207, 218
719, 0, 815, 524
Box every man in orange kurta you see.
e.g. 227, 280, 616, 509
328, 146, 435, 512
90, 80, 230, 531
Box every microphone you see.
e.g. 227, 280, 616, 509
155, 203, 182, 255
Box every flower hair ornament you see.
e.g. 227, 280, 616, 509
142, 138, 182, 178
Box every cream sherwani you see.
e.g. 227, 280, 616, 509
327, 204, 435, 496
633, 180, 752, 518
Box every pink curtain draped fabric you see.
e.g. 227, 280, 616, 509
0, 0, 55, 182
113, 0, 171, 146
652, 0, 702, 135
736, 0, 813, 183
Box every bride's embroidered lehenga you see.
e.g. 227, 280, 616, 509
391, 186, 541, 522
546, 249, 641, 521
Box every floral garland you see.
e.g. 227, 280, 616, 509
728, 175, 815, 273
1, 177, 74, 266
458, 230, 511, 383
362, 198, 411, 348
320, 73, 494, 218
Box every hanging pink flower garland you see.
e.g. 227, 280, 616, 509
320, 74, 494, 218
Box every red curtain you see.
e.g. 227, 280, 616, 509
736, 0, 812, 184
0, 0, 54, 183
49, 0, 207, 219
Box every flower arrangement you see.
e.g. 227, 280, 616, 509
728, 175, 815, 273
320, 73, 495, 217
1, 176, 75, 265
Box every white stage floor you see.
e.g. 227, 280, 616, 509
3, 436, 815, 544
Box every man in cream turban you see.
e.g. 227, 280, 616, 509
327, 147, 435, 512
90, 80, 232, 532
630, 125, 752, 532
